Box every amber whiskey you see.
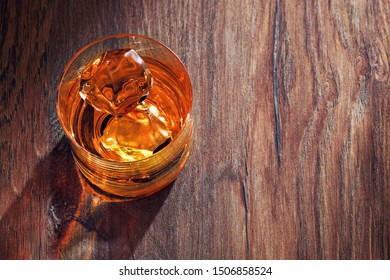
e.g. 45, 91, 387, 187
64, 49, 186, 162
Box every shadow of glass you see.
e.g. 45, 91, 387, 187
0, 136, 172, 259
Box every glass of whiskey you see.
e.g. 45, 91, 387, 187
56, 34, 193, 199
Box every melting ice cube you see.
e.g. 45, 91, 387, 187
79, 49, 153, 116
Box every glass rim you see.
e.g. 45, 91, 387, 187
56, 33, 193, 165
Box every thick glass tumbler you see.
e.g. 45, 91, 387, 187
56, 34, 193, 199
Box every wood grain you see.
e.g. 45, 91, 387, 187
0, 0, 389, 259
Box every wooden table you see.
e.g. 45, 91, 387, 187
1, 0, 389, 260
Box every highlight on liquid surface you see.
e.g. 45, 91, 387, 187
66, 49, 184, 162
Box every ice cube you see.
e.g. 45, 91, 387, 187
79, 49, 153, 116
98, 101, 173, 161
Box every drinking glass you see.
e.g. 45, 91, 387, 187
56, 34, 193, 199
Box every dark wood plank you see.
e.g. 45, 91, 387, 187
0, 0, 389, 260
